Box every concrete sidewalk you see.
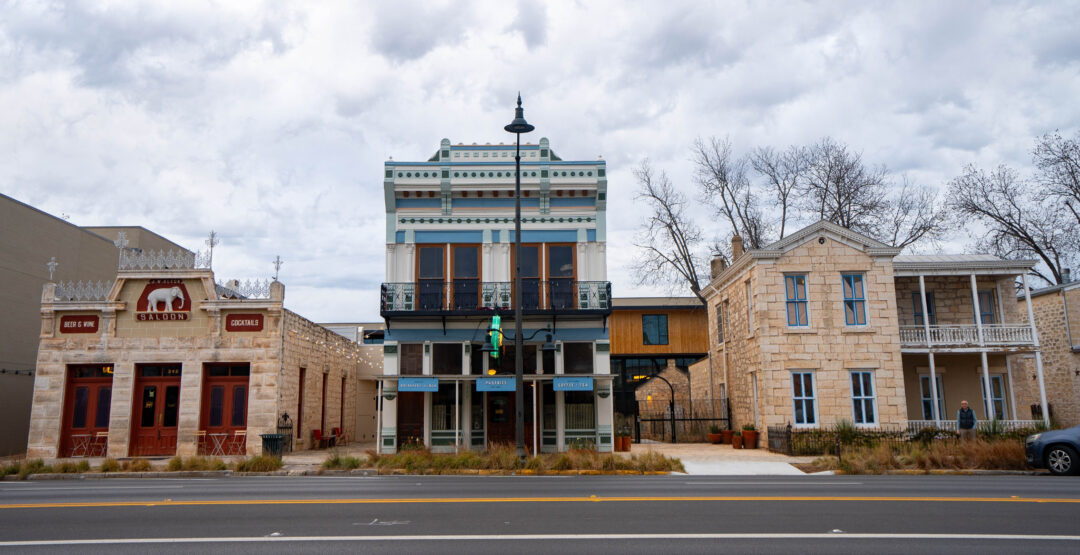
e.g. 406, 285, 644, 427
624, 441, 820, 475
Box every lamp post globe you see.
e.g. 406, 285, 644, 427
505, 93, 533, 459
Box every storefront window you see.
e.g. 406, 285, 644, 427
432, 344, 462, 374
563, 343, 594, 374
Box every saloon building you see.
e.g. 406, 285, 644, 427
27, 249, 369, 459
376, 138, 614, 453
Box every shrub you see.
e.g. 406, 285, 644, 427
235, 456, 284, 472
17, 459, 53, 479
1, 461, 20, 477
167, 456, 183, 471
123, 458, 152, 472
830, 439, 1028, 474
99, 458, 120, 473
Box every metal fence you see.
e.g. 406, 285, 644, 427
767, 421, 1041, 457
635, 398, 730, 443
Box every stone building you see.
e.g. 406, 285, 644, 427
698, 221, 1047, 443
376, 137, 614, 454
1017, 280, 1080, 427
0, 192, 187, 456
26, 250, 367, 459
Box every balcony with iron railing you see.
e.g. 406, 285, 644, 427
380, 280, 611, 316
899, 324, 1035, 350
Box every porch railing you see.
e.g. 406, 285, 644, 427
899, 324, 1034, 348
380, 280, 611, 314
906, 419, 1042, 433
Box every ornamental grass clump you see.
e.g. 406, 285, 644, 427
99, 458, 120, 473
168, 456, 228, 471
234, 455, 284, 472
17, 459, 53, 479
833, 439, 1028, 474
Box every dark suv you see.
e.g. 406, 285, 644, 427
1026, 425, 1080, 475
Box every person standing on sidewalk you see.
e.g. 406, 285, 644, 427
957, 400, 977, 442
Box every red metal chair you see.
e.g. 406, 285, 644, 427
312, 429, 326, 449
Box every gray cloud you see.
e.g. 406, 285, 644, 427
1, 0, 1078, 321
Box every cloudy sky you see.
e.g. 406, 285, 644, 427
3, 0, 1079, 322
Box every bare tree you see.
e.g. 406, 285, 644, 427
1033, 131, 1080, 225
880, 176, 951, 250
632, 159, 710, 302
947, 164, 1077, 285
749, 144, 807, 240
802, 137, 889, 234
693, 137, 770, 249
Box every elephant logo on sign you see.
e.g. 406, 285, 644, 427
146, 286, 185, 312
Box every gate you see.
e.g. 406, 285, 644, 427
634, 398, 730, 443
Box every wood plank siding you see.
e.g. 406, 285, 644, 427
609, 307, 709, 355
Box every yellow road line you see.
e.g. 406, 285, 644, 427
2, 495, 1080, 510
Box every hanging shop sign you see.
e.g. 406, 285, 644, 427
553, 376, 594, 391
135, 279, 191, 321
477, 377, 516, 392
398, 377, 439, 392
226, 313, 264, 332
59, 315, 99, 334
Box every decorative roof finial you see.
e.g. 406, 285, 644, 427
205, 230, 219, 269
47, 256, 58, 281
273, 255, 283, 281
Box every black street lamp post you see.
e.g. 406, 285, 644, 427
505, 94, 534, 459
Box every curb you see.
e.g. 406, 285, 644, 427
5, 468, 674, 480
882, 469, 1046, 476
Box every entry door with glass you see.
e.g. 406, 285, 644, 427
547, 244, 575, 309
417, 246, 445, 310
452, 245, 480, 310
130, 364, 181, 456
920, 375, 945, 420
514, 245, 541, 309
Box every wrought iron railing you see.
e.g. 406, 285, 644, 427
380, 280, 611, 313
215, 279, 273, 300
119, 249, 210, 271
899, 324, 1034, 347
906, 420, 1042, 433
54, 280, 110, 302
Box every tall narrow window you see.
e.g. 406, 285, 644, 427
919, 375, 944, 420
791, 371, 816, 426
547, 244, 575, 309
642, 314, 669, 345
981, 375, 1007, 420
745, 281, 753, 333
297, 367, 305, 439
517, 245, 541, 309
715, 303, 724, 343
452, 245, 480, 310
785, 275, 809, 327
417, 246, 445, 310
399, 344, 423, 375
913, 291, 936, 325
842, 274, 867, 326
977, 290, 997, 325
850, 371, 876, 425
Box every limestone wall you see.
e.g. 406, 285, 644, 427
1017, 289, 1080, 426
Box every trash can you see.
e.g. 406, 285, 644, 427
260, 433, 285, 458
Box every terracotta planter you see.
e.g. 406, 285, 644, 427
742, 430, 758, 449
616, 436, 631, 452
720, 430, 734, 444
707, 433, 723, 444
732, 434, 743, 449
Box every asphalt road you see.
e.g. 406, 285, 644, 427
1, 474, 1079, 554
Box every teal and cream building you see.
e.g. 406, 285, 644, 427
376, 138, 615, 453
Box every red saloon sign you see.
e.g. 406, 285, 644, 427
225, 313, 264, 332
59, 315, 99, 333
135, 279, 191, 321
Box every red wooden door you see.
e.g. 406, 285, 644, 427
60, 365, 113, 457
130, 365, 181, 456
486, 392, 533, 450
396, 392, 424, 448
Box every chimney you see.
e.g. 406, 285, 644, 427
710, 256, 728, 279
731, 235, 744, 259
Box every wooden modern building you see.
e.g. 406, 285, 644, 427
26, 250, 369, 459
608, 297, 709, 418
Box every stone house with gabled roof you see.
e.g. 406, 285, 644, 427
698, 220, 1048, 443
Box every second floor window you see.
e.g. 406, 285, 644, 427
715, 303, 724, 343
417, 246, 444, 310
912, 291, 936, 325
977, 290, 997, 325
785, 275, 809, 327
842, 274, 867, 326
642, 314, 669, 345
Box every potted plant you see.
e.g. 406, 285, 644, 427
707, 425, 723, 444
721, 428, 734, 444
616, 425, 632, 452
741, 423, 758, 449
732, 431, 743, 449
